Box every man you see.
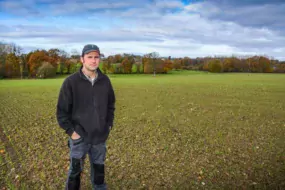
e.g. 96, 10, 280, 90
56, 44, 115, 190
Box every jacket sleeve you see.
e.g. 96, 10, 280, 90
106, 80, 116, 129
56, 78, 75, 136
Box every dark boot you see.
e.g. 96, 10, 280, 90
92, 163, 106, 189
66, 158, 82, 190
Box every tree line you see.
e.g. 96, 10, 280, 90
0, 42, 284, 79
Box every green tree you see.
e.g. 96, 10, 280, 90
36, 62, 56, 78
208, 59, 223, 73
5, 53, 20, 78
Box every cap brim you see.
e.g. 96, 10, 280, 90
84, 50, 100, 55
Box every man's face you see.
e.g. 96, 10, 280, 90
81, 51, 100, 71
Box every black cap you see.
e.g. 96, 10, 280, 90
82, 44, 100, 56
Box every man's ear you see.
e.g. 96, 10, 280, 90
80, 56, 84, 63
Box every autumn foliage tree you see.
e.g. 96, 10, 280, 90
0, 43, 7, 77
121, 57, 133, 74
37, 62, 56, 78
143, 55, 153, 74
143, 52, 160, 75
107, 56, 114, 64
47, 48, 60, 67
28, 50, 49, 77
0, 50, 5, 79
259, 56, 272, 73
246, 56, 272, 73
1, 41, 283, 77
274, 62, 285, 73
223, 58, 235, 72
142, 57, 151, 74
155, 59, 165, 73
102, 60, 110, 74
5, 53, 20, 78
222, 57, 244, 72
173, 59, 182, 70
114, 54, 123, 63
181, 57, 192, 70
163, 59, 173, 73
59, 50, 70, 74
207, 59, 223, 73
0, 63, 4, 78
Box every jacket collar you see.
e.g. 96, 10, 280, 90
78, 66, 104, 81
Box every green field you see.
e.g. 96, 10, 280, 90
0, 71, 285, 189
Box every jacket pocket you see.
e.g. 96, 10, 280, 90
74, 124, 87, 138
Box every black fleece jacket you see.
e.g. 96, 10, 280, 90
56, 67, 115, 145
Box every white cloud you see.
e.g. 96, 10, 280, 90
185, 1, 285, 30
184, 1, 219, 15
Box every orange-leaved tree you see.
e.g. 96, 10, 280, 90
246, 56, 272, 73
47, 48, 60, 67
121, 57, 132, 74
114, 54, 123, 63
142, 57, 151, 74
163, 59, 173, 73
28, 50, 49, 77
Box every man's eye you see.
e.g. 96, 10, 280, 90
87, 56, 99, 59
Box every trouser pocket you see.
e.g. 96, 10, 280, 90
69, 137, 87, 159
71, 137, 84, 146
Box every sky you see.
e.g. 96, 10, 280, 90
0, 0, 285, 60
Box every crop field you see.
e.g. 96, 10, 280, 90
0, 71, 284, 189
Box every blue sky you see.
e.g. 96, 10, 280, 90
0, 0, 285, 60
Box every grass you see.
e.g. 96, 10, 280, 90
0, 71, 285, 189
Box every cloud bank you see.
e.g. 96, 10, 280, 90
0, 0, 284, 60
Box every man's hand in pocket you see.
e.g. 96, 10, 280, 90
71, 131, 81, 140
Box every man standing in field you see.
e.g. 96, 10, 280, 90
56, 44, 115, 190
